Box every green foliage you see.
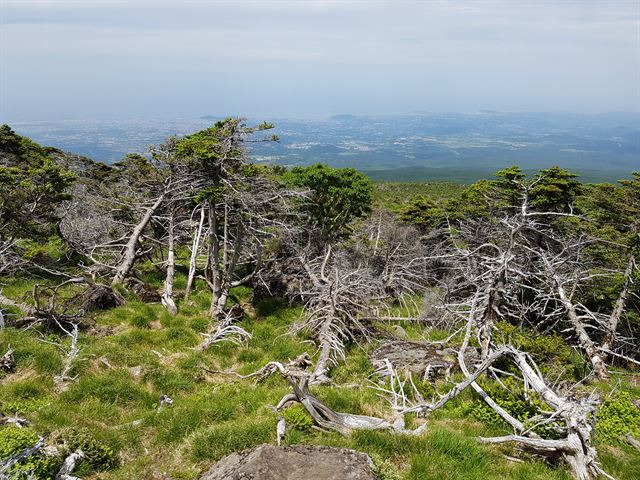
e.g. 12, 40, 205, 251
399, 195, 444, 230
369, 452, 402, 480
596, 392, 640, 442
493, 322, 576, 375
61, 428, 118, 472
0, 427, 59, 479
398, 166, 584, 227
0, 426, 39, 459
19, 235, 67, 263
282, 404, 314, 431
469, 378, 562, 437
494, 165, 526, 208
444, 179, 497, 220
373, 181, 465, 211
1, 396, 51, 415
283, 163, 373, 239
0, 125, 75, 240
529, 166, 582, 213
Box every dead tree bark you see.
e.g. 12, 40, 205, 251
543, 256, 610, 380
184, 205, 206, 300
600, 252, 636, 357
112, 192, 166, 286
0, 347, 14, 372
161, 209, 178, 315
55, 449, 84, 480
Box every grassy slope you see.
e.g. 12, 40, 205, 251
1, 270, 639, 480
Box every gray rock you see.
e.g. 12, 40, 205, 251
200, 444, 378, 480
370, 340, 479, 381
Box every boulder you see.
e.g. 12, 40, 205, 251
200, 444, 378, 480
370, 340, 479, 381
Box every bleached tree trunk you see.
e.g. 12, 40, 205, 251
206, 200, 262, 319
600, 252, 636, 355
161, 209, 178, 315
184, 205, 205, 300
544, 257, 610, 380
112, 192, 166, 286
207, 200, 224, 318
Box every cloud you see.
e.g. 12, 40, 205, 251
1, 0, 638, 119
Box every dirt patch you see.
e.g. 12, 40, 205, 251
370, 340, 479, 380
200, 444, 378, 480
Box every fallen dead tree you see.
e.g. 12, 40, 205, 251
232, 323, 613, 480
291, 230, 432, 384
197, 307, 252, 350
0, 278, 123, 332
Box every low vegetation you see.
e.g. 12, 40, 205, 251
1, 121, 638, 479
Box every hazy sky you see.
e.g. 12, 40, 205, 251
1, 0, 639, 121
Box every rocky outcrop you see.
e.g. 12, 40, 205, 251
200, 444, 378, 480
370, 340, 479, 381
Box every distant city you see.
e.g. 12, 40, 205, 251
9, 112, 640, 183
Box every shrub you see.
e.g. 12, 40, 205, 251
370, 452, 403, 480
0, 426, 59, 479
597, 392, 640, 442
282, 404, 314, 431
61, 428, 118, 472
1, 396, 51, 415
469, 378, 563, 438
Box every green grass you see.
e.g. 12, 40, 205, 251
1, 270, 639, 479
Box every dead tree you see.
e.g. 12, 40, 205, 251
599, 251, 637, 362
172, 119, 301, 319
0, 347, 14, 372
161, 206, 178, 315
40, 320, 82, 392
286, 217, 434, 384
431, 182, 637, 380
111, 191, 166, 286
293, 246, 383, 384
184, 205, 206, 300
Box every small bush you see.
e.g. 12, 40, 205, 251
370, 452, 402, 480
62, 428, 118, 472
130, 312, 152, 329
282, 404, 314, 431
597, 392, 640, 442
1, 396, 51, 415
0, 426, 59, 479
469, 378, 562, 438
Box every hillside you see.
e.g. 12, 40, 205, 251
1, 122, 639, 480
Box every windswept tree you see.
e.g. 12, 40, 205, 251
0, 125, 75, 275
283, 163, 373, 242
174, 118, 298, 318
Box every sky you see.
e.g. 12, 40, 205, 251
1, 0, 639, 121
